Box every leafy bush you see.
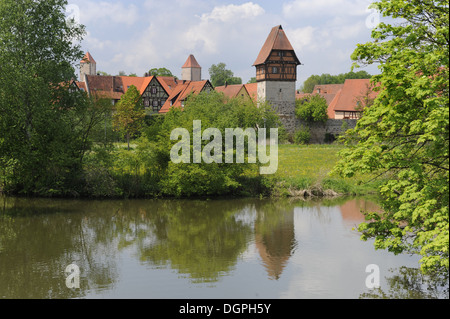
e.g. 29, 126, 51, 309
155, 91, 281, 197
294, 126, 311, 145
295, 94, 328, 123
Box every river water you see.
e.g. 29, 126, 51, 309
0, 195, 444, 299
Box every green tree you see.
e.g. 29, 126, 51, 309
301, 74, 321, 93
247, 77, 257, 84
208, 63, 242, 87
0, 0, 101, 196
112, 85, 145, 150
295, 94, 329, 123
154, 91, 280, 197
148, 67, 175, 78
333, 0, 449, 276
97, 71, 111, 76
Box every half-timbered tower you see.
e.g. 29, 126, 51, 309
253, 25, 301, 132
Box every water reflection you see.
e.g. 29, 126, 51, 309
0, 196, 442, 299
360, 267, 449, 299
254, 201, 296, 280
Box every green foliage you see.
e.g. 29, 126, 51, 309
148, 67, 175, 78
295, 94, 329, 123
301, 71, 372, 93
0, 0, 110, 196
97, 71, 111, 76
209, 63, 242, 87
333, 0, 449, 275
294, 126, 311, 145
112, 85, 146, 150
154, 91, 280, 197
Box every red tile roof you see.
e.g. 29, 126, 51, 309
312, 84, 344, 96
158, 76, 179, 93
85, 75, 122, 100
215, 84, 244, 98
83, 75, 179, 101
81, 52, 96, 64
253, 25, 300, 66
327, 90, 342, 119
332, 79, 378, 112
182, 54, 201, 68
159, 80, 212, 113
121, 76, 146, 94
244, 83, 258, 101
75, 81, 87, 91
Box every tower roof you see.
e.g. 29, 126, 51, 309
253, 25, 300, 66
81, 52, 96, 64
182, 54, 201, 68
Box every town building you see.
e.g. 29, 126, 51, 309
214, 82, 257, 102
328, 79, 378, 119
76, 26, 377, 124
76, 53, 212, 114
297, 79, 378, 120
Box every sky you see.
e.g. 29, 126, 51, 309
67, 0, 383, 89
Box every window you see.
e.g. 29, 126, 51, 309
272, 67, 278, 74
278, 51, 284, 57
151, 86, 157, 94
144, 98, 150, 107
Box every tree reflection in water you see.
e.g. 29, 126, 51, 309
360, 267, 449, 299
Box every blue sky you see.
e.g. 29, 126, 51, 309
68, 0, 383, 89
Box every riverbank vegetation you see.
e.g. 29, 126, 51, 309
333, 0, 448, 276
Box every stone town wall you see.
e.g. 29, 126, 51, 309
295, 118, 358, 144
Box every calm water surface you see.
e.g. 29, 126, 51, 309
0, 196, 442, 299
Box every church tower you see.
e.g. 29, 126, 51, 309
181, 54, 202, 82
253, 25, 301, 132
80, 52, 97, 81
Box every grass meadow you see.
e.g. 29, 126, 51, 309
269, 144, 381, 197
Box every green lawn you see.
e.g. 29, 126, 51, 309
270, 144, 381, 196
276, 144, 342, 180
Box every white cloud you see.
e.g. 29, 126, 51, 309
286, 26, 332, 53
282, 0, 370, 19
181, 2, 265, 55
200, 2, 265, 23
76, 0, 140, 26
